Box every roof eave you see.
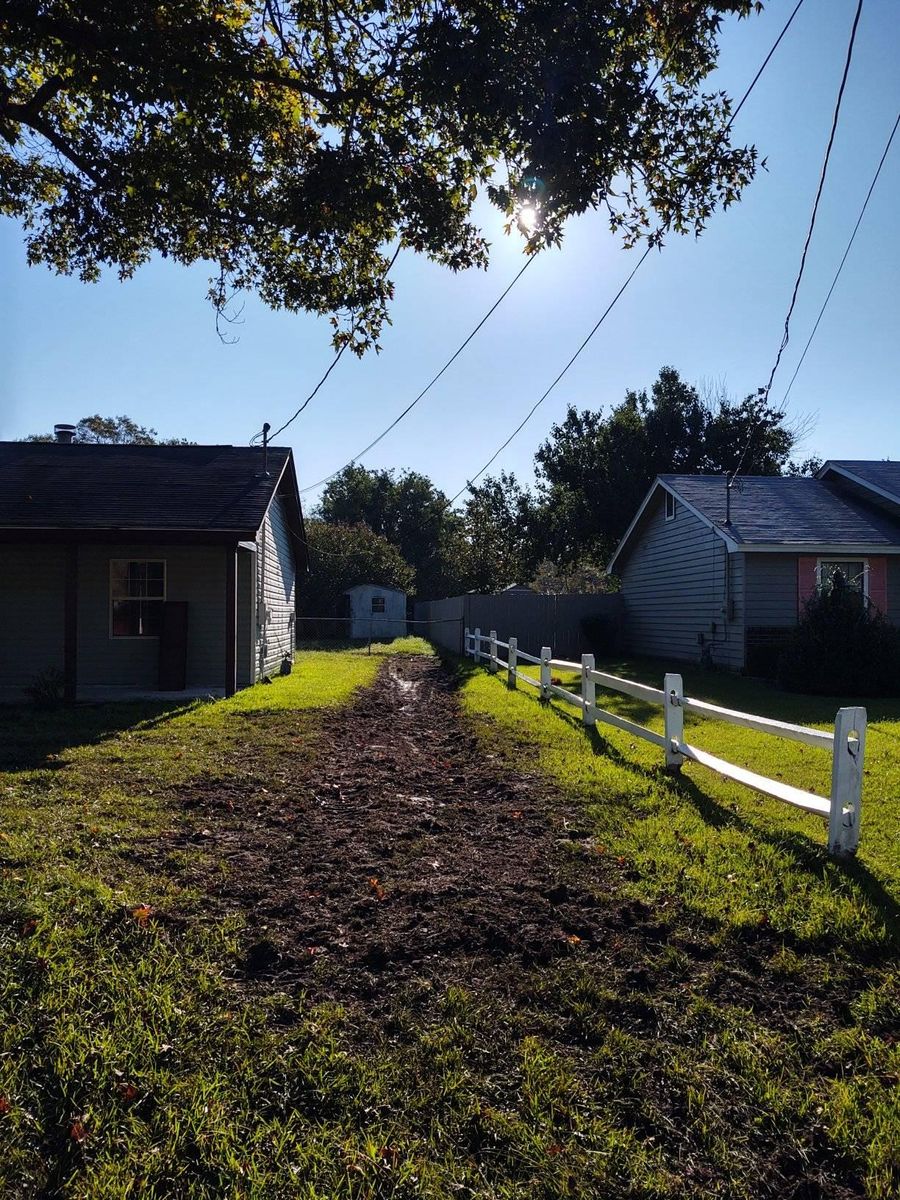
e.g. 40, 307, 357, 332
607, 478, 739, 574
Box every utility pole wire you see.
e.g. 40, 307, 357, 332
447, 0, 808, 507
782, 109, 900, 407
299, 255, 535, 494
762, 0, 865, 406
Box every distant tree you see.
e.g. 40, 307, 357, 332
530, 559, 615, 594
298, 520, 415, 636
2, 1, 761, 348
785, 456, 824, 477
458, 472, 538, 593
533, 367, 796, 564
23, 414, 192, 444
317, 465, 462, 598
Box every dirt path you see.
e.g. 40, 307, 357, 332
169, 654, 654, 999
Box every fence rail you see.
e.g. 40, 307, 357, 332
464, 627, 866, 857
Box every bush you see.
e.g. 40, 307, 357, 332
24, 666, 66, 708
778, 575, 900, 696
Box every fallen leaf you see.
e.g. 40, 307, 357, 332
117, 1082, 139, 1103
21, 918, 37, 936
368, 877, 386, 901
69, 1119, 88, 1143
565, 934, 582, 945
510, 810, 523, 820
0, 1095, 11, 1115
131, 905, 154, 926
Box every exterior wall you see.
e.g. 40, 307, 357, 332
889, 558, 900, 626
619, 492, 744, 668
256, 494, 296, 677
744, 554, 799, 626
76, 543, 226, 689
347, 585, 407, 640
0, 546, 67, 693
236, 548, 255, 689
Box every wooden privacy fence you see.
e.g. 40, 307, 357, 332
464, 627, 867, 857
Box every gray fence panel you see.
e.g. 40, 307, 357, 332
415, 592, 623, 660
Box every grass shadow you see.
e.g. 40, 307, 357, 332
0, 700, 199, 772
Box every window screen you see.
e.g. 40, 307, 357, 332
110, 560, 166, 637
371, 596, 386, 613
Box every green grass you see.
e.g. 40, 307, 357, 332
458, 654, 900, 1197
2, 643, 899, 1198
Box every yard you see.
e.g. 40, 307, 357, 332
1, 642, 897, 1198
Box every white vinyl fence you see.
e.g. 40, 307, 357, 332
464, 627, 867, 857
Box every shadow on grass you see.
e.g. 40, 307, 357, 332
0, 700, 198, 772
457, 656, 900, 949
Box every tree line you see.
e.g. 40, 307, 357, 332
304, 366, 816, 614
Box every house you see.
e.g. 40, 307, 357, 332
344, 583, 407, 640
0, 435, 306, 701
608, 461, 900, 673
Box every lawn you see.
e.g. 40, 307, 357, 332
459, 653, 900, 1198
1, 640, 898, 1199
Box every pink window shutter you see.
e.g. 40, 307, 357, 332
797, 556, 818, 616
868, 557, 888, 615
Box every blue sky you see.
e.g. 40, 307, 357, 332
2, 0, 898, 507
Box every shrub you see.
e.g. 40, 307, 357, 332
24, 666, 66, 708
778, 574, 900, 696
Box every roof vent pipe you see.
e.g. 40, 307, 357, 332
262, 422, 271, 477
54, 424, 77, 444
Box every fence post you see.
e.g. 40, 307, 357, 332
540, 646, 552, 701
828, 706, 866, 856
581, 654, 596, 727
464, 627, 470, 658
508, 637, 518, 689
473, 627, 481, 665
663, 673, 684, 772
489, 630, 498, 673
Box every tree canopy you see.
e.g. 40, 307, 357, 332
298, 519, 414, 632
317, 464, 462, 598
22, 413, 192, 444
2, 1, 759, 347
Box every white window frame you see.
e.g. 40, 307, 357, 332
109, 559, 167, 639
816, 557, 869, 601
665, 491, 677, 522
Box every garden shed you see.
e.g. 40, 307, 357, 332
345, 583, 407, 640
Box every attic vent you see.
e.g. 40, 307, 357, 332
54, 424, 77, 444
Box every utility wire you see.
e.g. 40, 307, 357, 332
762, 0, 864, 406
782, 109, 899, 406
447, 246, 652, 505
299, 255, 535, 494
447, 0, 806, 506
728, 0, 863, 484
294, 8, 712, 490
251, 244, 402, 446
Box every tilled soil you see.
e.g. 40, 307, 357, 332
164, 654, 659, 997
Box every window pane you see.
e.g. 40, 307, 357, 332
371, 596, 386, 613
112, 599, 140, 636
110, 561, 129, 598
139, 600, 163, 636
821, 561, 865, 593
146, 563, 165, 597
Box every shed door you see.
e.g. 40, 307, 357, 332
158, 601, 188, 690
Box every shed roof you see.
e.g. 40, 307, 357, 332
344, 583, 407, 594
609, 472, 900, 572
0, 442, 295, 536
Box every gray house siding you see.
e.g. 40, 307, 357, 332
888, 558, 900, 627
76, 544, 226, 689
619, 492, 744, 668
236, 548, 256, 689
257, 494, 296, 677
744, 554, 799, 626
0, 546, 66, 690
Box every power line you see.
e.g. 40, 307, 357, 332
293, 9, 710, 489
299, 255, 535, 494
782, 109, 899, 406
762, 0, 864, 405
447, 245, 652, 505
252, 244, 402, 446
447, 0, 806, 505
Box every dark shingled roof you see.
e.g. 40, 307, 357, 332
820, 460, 900, 504
662, 474, 900, 546
0, 442, 294, 534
